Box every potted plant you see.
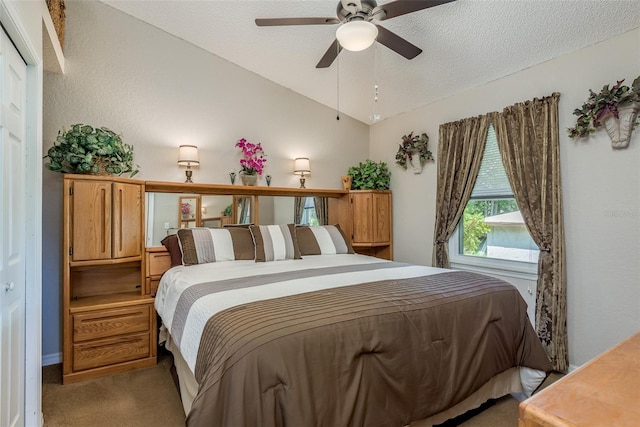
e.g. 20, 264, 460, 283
347, 159, 391, 190
568, 76, 640, 148
235, 138, 267, 185
395, 131, 433, 174
44, 124, 139, 176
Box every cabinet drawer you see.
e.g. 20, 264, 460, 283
72, 332, 151, 372
148, 251, 172, 277
73, 305, 150, 342
149, 278, 160, 296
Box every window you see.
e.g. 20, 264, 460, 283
450, 124, 539, 278
299, 197, 319, 226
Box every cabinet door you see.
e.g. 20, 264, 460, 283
351, 193, 373, 244
71, 180, 112, 261
112, 182, 142, 259
373, 193, 391, 243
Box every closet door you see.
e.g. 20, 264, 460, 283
0, 27, 27, 427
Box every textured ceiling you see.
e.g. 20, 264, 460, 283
102, 0, 640, 124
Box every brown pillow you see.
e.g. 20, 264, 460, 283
160, 234, 183, 267
249, 224, 302, 262
296, 225, 354, 255
226, 228, 255, 260
177, 227, 256, 266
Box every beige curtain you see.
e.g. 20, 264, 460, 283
491, 93, 567, 371
314, 197, 328, 225
294, 196, 305, 224
432, 114, 491, 268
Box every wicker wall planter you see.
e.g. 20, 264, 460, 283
46, 0, 66, 50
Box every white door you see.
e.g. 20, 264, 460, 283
0, 27, 27, 427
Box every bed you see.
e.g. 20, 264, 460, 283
154, 225, 552, 426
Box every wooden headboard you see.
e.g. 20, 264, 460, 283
144, 180, 352, 295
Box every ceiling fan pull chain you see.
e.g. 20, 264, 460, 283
336, 43, 341, 121
370, 43, 381, 122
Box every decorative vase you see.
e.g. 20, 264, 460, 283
407, 152, 423, 174
241, 173, 258, 186
341, 175, 353, 191
602, 102, 640, 149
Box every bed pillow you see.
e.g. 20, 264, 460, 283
296, 224, 354, 255
249, 224, 302, 262
160, 234, 183, 267
177, 227, 255, 266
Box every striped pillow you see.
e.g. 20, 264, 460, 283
249, 224, 302, 262
296, 225, 354, 255
177, 228, 255, 266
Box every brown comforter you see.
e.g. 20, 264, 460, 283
185, 269, 552, 427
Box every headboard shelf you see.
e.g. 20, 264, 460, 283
145, 180, 347, 198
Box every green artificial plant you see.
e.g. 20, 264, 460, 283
44, 124, 139, 176
347, 159, 391, 190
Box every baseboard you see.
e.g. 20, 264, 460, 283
42, 352, 62, 366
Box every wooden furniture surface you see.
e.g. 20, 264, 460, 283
349, 190, 393, 260
63, 174, 156, 384
145, 246, 172, 296
519, 332, 640, 427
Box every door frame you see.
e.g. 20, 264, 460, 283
0, 1, 44, 425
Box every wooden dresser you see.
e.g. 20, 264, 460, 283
519, 332, 640, 426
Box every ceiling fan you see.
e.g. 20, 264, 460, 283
255, 0, 456, 68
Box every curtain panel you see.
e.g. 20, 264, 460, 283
294, 196, 305, 224
491, 93, 568, 371
314, 197, 328, 225
432, 114, 490, 268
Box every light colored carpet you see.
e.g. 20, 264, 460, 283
42, 352, 186, 427
42, 353, 561, 427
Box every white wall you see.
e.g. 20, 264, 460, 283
370, 28, 640, 368
41, 0, 369, 360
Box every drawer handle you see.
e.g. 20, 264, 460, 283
80, 311, 145, 323
80, 337, 144, 350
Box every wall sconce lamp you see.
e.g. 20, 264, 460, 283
294, 157, 311, 189
178, 145, 199, 183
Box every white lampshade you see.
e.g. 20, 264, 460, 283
294, 157, 311, 175
178, 145, 199, 166
336, 21, 378, 51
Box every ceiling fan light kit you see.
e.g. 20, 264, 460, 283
336, 20, 378, 51
256, 0, 456, 68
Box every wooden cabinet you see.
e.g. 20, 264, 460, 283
63, 175, 156, 384
349, 190, 392, 260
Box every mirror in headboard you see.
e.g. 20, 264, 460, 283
143, 181, 350, 247
257, 196, 328, 226
146, 193, 235, 246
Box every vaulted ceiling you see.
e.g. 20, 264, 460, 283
102, 0, 640, 124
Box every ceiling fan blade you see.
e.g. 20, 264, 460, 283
376, 0, 456, 21
316, 39, 343, 68
255, 17, 340, 26
375, 25, 422, 59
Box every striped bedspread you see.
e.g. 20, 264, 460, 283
155, 254, 552, 427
